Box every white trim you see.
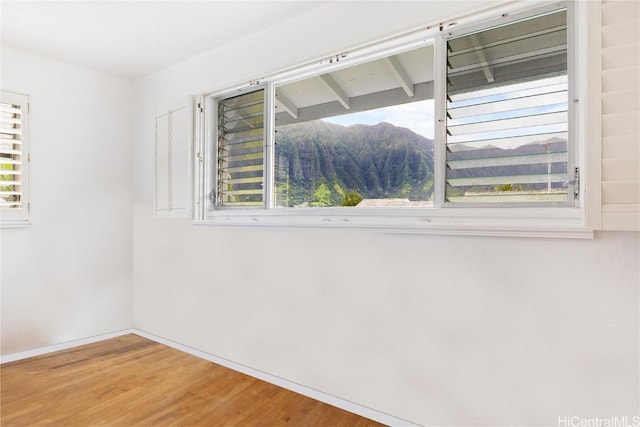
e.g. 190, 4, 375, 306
201, 206, 592, 239
580, 0, 602, 230
602, 204, 640, 231
1, 328, 420, 427
133, 329, 421, 427
0, 329, 136, 364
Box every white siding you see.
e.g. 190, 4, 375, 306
601, 0, 640, 230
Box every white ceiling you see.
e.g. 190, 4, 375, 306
0, 1, 327, 80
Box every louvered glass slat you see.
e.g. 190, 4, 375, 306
448, 90, 567, 119
221, 151, 263, 163
223, 102, 264, 122
448, 111, 568, 136
0, 117, 21, 125
448, 123, 568, 145
0, 104, 22, 115
217, 90, 265, 207
449, 76, 567, 104
447, 151, 567, 169
0, 137, 22, 146
445, 8, 569, 204
0, 128, 22, 136
224, 164, 264, 174
448, 173, 567, 186
0, 158, 21, 166
0, 147, 21, 156
221, 140, 263, 154
219, 176, 264, 185
447, 132, 568, 151
221, 115, 264, 133
223, 128, 264, 145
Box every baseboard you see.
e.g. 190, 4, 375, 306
0, 328, 420, 427
0, 329, 136, 364
133, 329, 420, 427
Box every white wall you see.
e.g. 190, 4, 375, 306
131, 2, 639, 425
0, 48, 133, 354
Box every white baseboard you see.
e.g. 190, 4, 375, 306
0, 329, 136, 364
0, 328, 421, 427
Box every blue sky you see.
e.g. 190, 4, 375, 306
322, 99, 434, 139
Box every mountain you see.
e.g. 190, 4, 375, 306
274, 120, 435, 206
272, 120, 568, 207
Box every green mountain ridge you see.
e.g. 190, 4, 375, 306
274, 120, 435, 207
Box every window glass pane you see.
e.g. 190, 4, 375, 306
445, 9, 570, 204
274, 46, 434, 208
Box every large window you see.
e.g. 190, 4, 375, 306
200, 2, 587, 235
0, 91, 29, 224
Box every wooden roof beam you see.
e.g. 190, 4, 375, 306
275, 91, 299, 119
384, 56, 415, 97
318, 74, 350, 109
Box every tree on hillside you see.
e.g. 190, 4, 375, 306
310, 183, 332, 207
341, 190, 363, 206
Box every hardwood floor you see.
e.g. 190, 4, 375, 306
1, 334, 385, 426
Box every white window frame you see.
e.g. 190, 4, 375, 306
1, 90, 30, 227
194, 0, 596, 239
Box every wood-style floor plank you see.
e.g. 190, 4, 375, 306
1, 334, 385, 426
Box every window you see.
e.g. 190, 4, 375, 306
198, 1, 589, 236
0, 90, 29, 225
216, 89, 265, 208
440, 6, 575, 206
273, 45, 434, 209
209, 45, 435, 210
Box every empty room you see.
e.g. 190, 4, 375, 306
1, 1, 638, 426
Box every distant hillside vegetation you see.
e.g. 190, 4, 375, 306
274, 120, 435, 206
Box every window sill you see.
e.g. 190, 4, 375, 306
196, 207, 592, 239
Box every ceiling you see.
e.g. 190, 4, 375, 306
0, 1, 327, 80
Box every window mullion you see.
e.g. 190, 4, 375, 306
433, 34, 448, 208
264, 83, 276, 209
